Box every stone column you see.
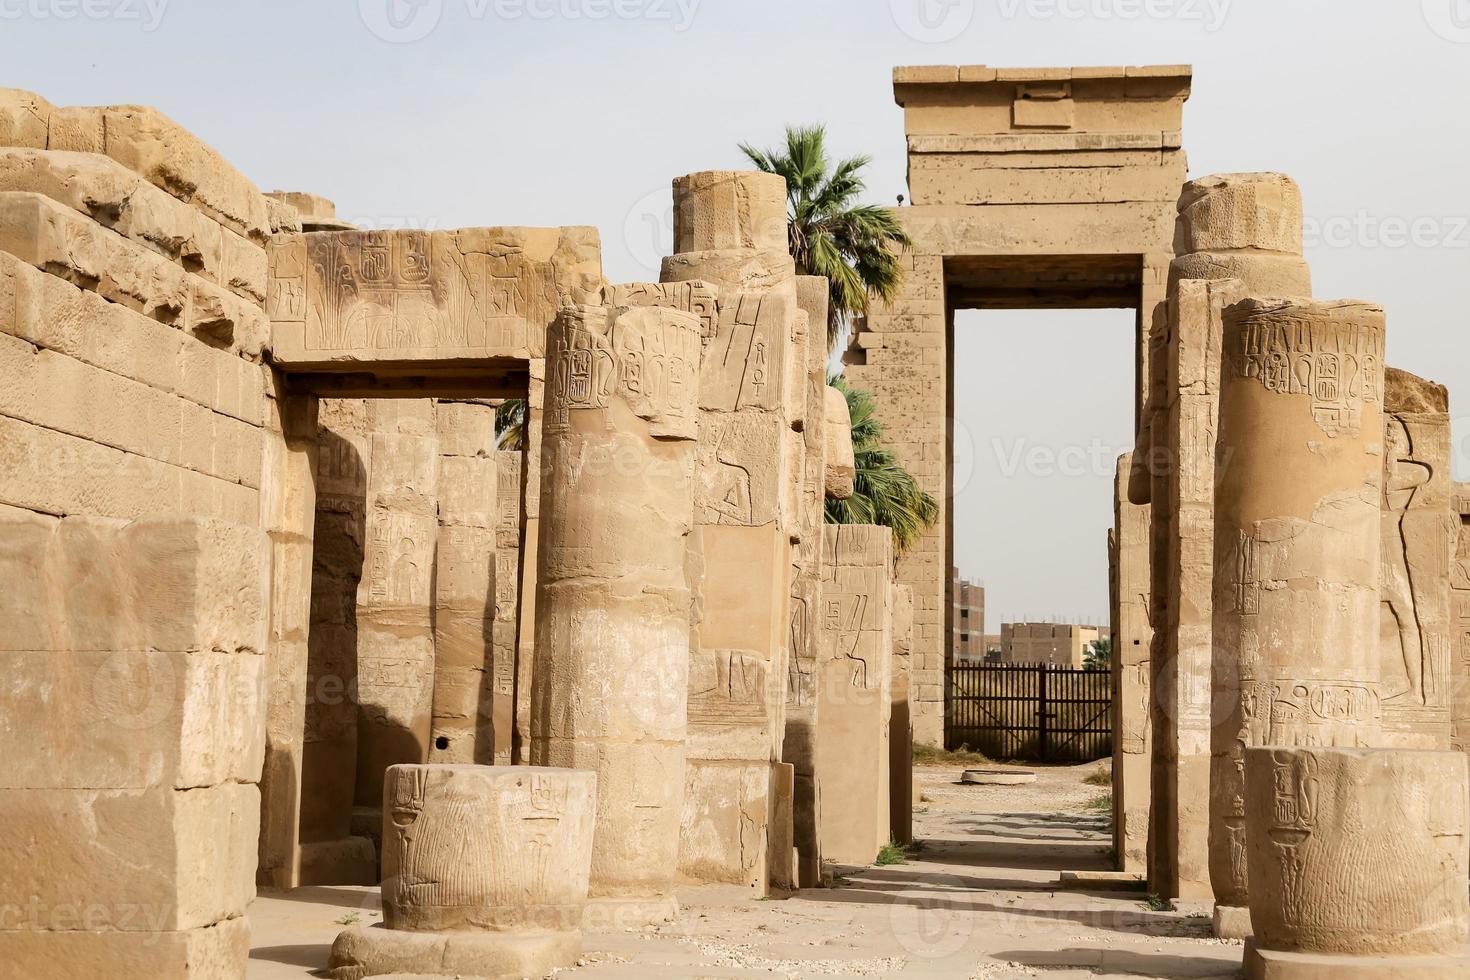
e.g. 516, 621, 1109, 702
817, 524, 895, 865
530, 303, 701, 926
1243, 747, 1470, 979
1453, 483, 1470, 756
493, 449, 524, 765
296, 398, 377, 887
352, 400, 440, 855
1211, 298, 1386, 938
659, 171, 804, 891
1147, 172, 1313, 901
327, 764, 596, 980
1379, 370, 1456, 749
431, 401, 499, 765
1112, 452, 1152, 874
786, 275, 832, 887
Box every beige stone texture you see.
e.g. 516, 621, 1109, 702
786, 275, 831, 888
680, 523, 790, 888
354, 401, 440, 830
816, 524, 894, 866
1111, 453, 1152, 874
531, 304, 701, 924
430, 402, 500, 766
327, 764, 594, 980
1453, 483, 1470, 756
1379, 369, 1456, 749
824, 385, 857, 500
0, 148, 267, 303
1144, 173, 1312, 903
0, 917, 249, 980
1242, 746, 1470, 978
379, 765, 594, 933
1211, 298, 1387, 926
267, 227, 603, 369
0, 189, 269, 354
661, 172, 795, 295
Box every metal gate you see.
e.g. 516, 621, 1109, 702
946, 664, 1112, 762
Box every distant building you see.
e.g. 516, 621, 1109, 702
949, 568, 985, 665
999, 622, 1104, 669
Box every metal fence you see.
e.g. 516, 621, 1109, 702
946, 664, 1112, 762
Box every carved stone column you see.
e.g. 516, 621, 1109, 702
530, 303, 701, 926
1243, 747, 1470, 979
327, 764, 596, 980
1211, 298, 1386, 937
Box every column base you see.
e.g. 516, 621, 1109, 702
1214, 904, 1254, 939
326, 924, 580, 980
1245, 940, 1470, 980
581, 894, 679, 931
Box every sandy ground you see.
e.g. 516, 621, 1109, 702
248, 761, 1244, 979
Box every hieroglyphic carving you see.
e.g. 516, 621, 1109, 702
1245, 747, 1470, 961
1231, 304, 1383, 437
688, 649, 770, 730
381, 765, 595, 933
607, 280, 719, 344
544, 303, 701, 440
701, 291, 788, 413
1452, 484, 1470, 755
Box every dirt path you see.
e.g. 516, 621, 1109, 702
248, 762, 1243, 979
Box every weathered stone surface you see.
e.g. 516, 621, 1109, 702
531, 304, 701, 923
816, 524, 894, 865
379, 765, 594, 933
0, 190, 269, 354
1211, 298, 1387, 930
1176, 173, 1305, 254
1453, 484, 1470, 756
672, 171, 788, 255
0, 917, 249, 980
1112, 453, 1151, 874
328, 926, 580, 980
43, 100, 272, 243
1379, 368, 1455, 748
0, 148, 266, 303
824, 386, 857, 500
1243, 747, 1469, 977
0, 782, 258, 932
268, 227, 603, 368
890, 583, 915, 847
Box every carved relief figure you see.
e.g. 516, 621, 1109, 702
1382, 417, 1431, 705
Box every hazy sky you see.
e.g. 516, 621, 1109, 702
6, 0, 1469, 630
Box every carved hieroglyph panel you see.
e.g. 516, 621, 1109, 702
383, 764, 596, 933
1244, 746, 1470, 957
268, 227, 603, 364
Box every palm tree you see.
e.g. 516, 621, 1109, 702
739, 125, 911, 350
825, 377, 938, 553
1086, 637, 1113, 671
495, 399, 526, 451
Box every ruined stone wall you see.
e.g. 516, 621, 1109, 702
0, 88, 275, 973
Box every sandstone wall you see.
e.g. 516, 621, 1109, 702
0, 88, 275, 976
